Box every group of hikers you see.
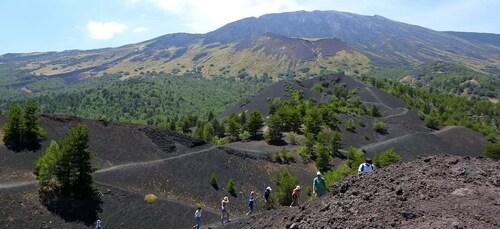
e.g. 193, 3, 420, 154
193, 158, 375, 228
93, 158, 375, 228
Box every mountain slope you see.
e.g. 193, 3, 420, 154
206, 10, 500, 65
2, 10, 500, 84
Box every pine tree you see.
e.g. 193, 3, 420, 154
227, 178, 236, 196
22, 100, 45, 146
34, 140, 61, 183
2, 104, 23, 149
265, 115, 283, 144
314, 143, 332, 172
304, 108, 322, 135
245, 110, 264, 138
55, 124, 95, 198
209, 172, 219, 190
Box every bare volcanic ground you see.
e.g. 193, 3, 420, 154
227, 155, 500, 229
0, 182, 220, 229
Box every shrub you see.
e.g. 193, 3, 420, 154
484, 143, 500, 160
274, 169, 298, 206
369, 104, 381, 117
373, 148, 402, 167
144, 194, 158, 204
373, 119, 388, 134
210, 172, 218, 190
345, 118, 356, 132
323, 163, 352, 186
314, 143, 332, 172
238, 131, 251, 142
288, 132, 297, 145
298, 146, 312, 162
227, 179, 236, 196
274, 149, 296, 164
346, 146, 364, 172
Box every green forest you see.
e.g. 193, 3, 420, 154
1, 71, 271, 125
366, 62, 500, 99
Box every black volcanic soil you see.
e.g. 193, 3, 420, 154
0, 183, 220, 229
227, 155, 500, 229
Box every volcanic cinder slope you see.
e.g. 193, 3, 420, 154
226, 155, 500, 229
0, 115, 317, 228
222, 74, 488, 160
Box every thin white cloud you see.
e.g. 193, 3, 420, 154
87, 21, 127, 40
133, 26, 148, 33
146, 0, 303, 32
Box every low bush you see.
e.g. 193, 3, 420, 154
373, 148, 402, 167
144, 194, 158, 204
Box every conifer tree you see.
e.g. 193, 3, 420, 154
55, 124, 95, 198
245, 110, 264, 138
2, 104, 23, 149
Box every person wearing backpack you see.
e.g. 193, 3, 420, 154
313, 171, 327, 198
358, 158, 375, 174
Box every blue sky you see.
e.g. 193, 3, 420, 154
1, 0, 499, 54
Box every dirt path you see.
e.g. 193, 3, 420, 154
364, 87, 392, 109
359, 132, 421, 151
0, 180, 36, 189
431, 125, 460, 135
381, 107, 409, 119
95, 146, 219, 174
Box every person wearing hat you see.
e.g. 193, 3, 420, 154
313, 171, 327, 198
95, 219, 102, 229
246, 191, 255, 215
221, 196, 230, 224
290, 185, 301, 207
358, 158, 375, 174
264, 186, 272, 203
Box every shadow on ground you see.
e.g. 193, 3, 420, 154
40, 189, 103, 226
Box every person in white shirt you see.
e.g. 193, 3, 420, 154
358, 158, 375, 174
194, 206, 202, 229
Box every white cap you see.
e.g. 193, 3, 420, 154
266, 186, 272, 190
317, 171, 321, 176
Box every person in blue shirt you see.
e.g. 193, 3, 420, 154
246, 191, 255, 215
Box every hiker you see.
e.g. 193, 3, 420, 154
290, 185, 301, 207
246, 191, 255, 215
264, 186, 272, 203
95, 219, 102, 229
313, 171, 327, 198
221, 196, 230, 224
194, 206, 202, 229
358, 158, 375, 174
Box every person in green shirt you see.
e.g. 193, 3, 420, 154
313, 171, 327, 198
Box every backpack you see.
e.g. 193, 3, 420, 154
361, 163, 373, 172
